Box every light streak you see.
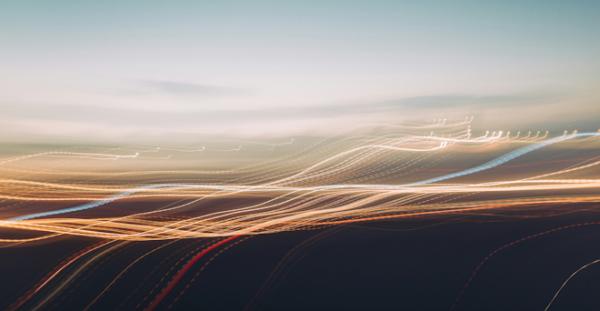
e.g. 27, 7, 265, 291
408, 132, 600, 186
7, 241, 114, 311
544, 259, 600, 311
144, 235, 240, 311
1, 119, 599, 310
0, 121, 598, 242
0, 151, 140, 167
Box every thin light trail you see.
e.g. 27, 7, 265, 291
544, 258, 600, 311
6, 132, 598, 222
144, 235, 241, 311
408, 132, 600, 186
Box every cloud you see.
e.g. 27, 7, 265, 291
367, 93, 563, 110
2, 90, 594, 143
0, 92, 563, 126
139, 80, 249, 97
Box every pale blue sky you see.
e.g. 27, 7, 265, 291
1, 1, 599, 141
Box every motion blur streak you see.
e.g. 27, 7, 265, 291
2, 119, 600, 309
1, 121, 600, 239
144, 235, 241, 311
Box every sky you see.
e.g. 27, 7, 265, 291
1, 1, 599, 142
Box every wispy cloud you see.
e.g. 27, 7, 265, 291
0, 91, 565, 125
1, 90, 595, 142
139, 80, 249, 97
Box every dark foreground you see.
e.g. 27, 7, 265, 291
2, 205, 600, 310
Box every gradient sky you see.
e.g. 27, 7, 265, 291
1, 1, 599, 142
